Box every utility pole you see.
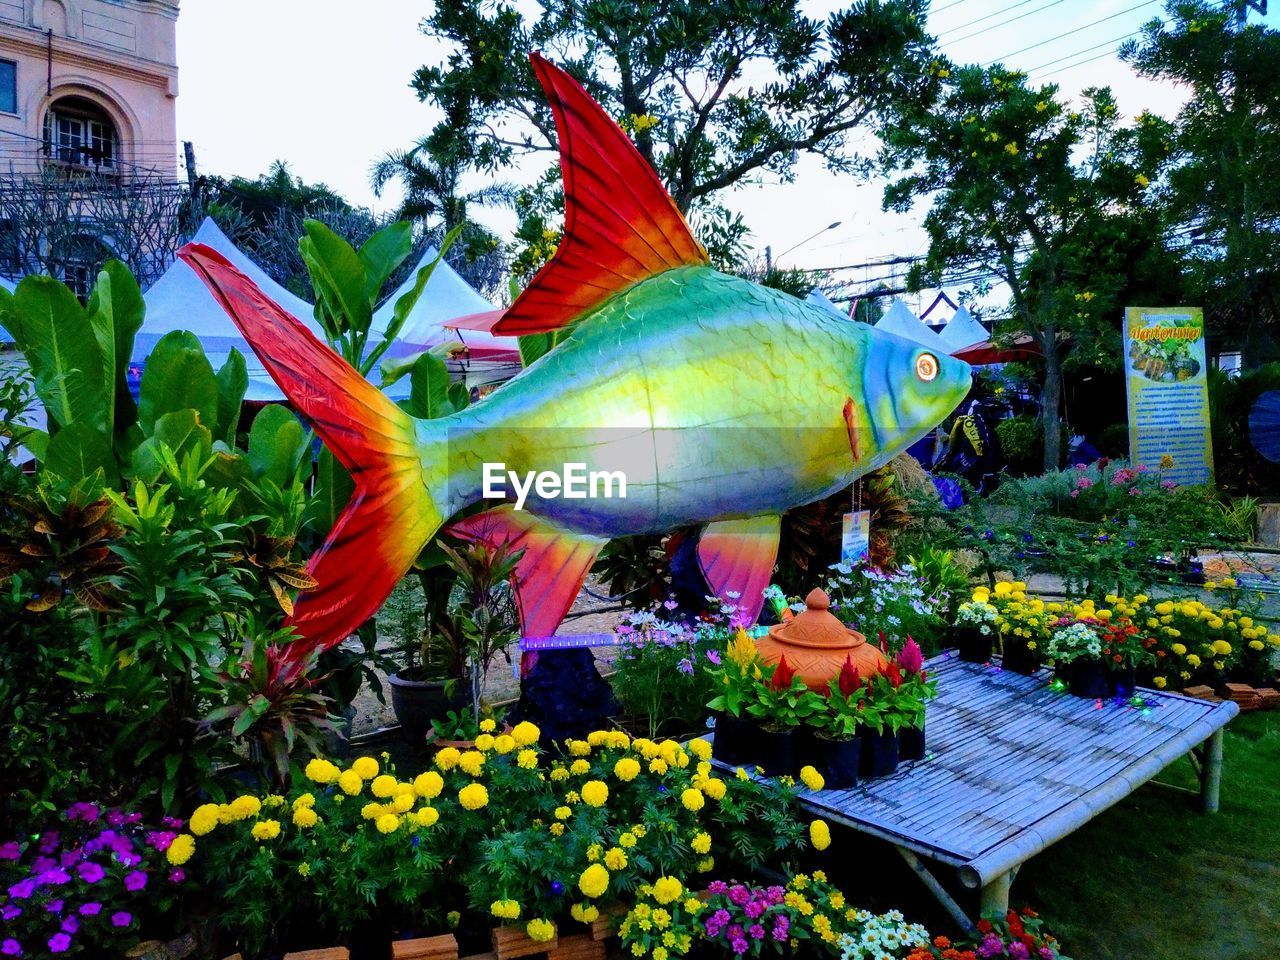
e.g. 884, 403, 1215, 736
183, 140, 198, 192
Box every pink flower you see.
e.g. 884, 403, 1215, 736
1128, 486, 1141, 496
897, 636, 925, 674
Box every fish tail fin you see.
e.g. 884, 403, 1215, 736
179, 243, 443, 663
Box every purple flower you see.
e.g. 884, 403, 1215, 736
45, 900, 63, 915
57, 850, 81, 869
123, 870, 147, 892
977, 932, 1006, 957
31, 857, 56, 874
37, 868, 70, 887
0, 939, 18, 956
707, 881, 728, 896
1008, 944, 1030, 959
116, 852, 141, 868
59, 918, 78, 935
0, 842, 20, 861
105, 812, 126, 827
677, 658, 694, 676
65, 803, 99, 823
167, 868, 185, 884
772, 915, 790, 942
37, 834, 59, 855
743, 900, 764, 919
1, 906, 19, 921
706, 649, 721, 665
47, 934, 71, 954
6, 879, 35, 900
75, 862, 104, 884
748, 924, 765, 940
78, 903, 101, 917
145, 831, 176, 852
728, 884, 749, 906
161, 817, 184, 831
1038, 950, 1057, 960
110, 912, 132, 928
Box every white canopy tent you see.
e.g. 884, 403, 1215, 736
371, 245, 520, 367
937, 304, 989, 354
874, 298, 946, 349
805, 287, 849, 320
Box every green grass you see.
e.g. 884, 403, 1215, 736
1015, 711, 1280, 959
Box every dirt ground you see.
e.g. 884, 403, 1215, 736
351, 575, 627, 735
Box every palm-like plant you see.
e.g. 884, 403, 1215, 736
371, 141, 513, 231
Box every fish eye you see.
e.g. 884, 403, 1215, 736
915, 353, 939, 382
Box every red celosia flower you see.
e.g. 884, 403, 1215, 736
886, 661, 903, 689
877, 630, 888, 653
838, 655, 862, 697
897, 636, 925, 674
769, 655, 796, 691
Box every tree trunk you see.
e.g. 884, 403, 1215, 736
1041, 341, 1063, 472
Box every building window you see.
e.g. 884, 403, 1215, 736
0, 61, 15, 115
58, 234, 110, 300
42, 96, 118, 170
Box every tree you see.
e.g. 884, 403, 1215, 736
1122, 1, 1280, 361
879, 66, 1172, 469
407, 0, 939, 268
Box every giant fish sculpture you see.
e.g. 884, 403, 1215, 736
180, 53, 971, 670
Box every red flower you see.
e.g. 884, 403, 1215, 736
1006, 910, 1025, 939
886, 661, 904, 689
838, 655, 862, 696
769, 655, 797, 691
977, 919, 993, 934
877, 630, 889, 653
897, 636, 925, 674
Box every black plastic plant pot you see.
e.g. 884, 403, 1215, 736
1109, 663, 1138, 699
818, 736, 861, 790
955, 626, 993, 663
1068, 658, 1110, 699
858, 728, 899, 779
711, 713, 756, 767
898, 723, 926, 762
793, 726, 825, 772
756, 725, 797, 778
1002, 640, 1040, 676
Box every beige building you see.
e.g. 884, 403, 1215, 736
0, 0, 178, 178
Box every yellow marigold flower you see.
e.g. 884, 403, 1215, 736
810, 819, 832, 851
350, 756, 379, 780
1171, 643, 1187, 656
512, 721, 540, 746
458, 751, 486, 777
1153, 676, 1167, 689
494, 734, 516, 754
391, 793, 415, 814
555, 806, 572, 820
166, 833, 195, 866
606, 730, 630, 750
701, 778, 726, 801
304, 758, 339, 784
435, 747, 460, 771
586, 843, 602, 862
517, 749, 539, 769
569, 740, 592, 757
565, 790, 581, 805
571, 902, 599, 924
1249, 639, 1265, 651
338, 770, 363, 796
550, 822, 565, 836
631, 824, 647, 838
579, 863, 610, 899
527, 919, 556, 942
376, 813, 401, 834
491, 899, 520, 919
1155, 601, 1173, 615
189, 803, 220, 837
230, 795, 261, 820
293, 807, 319, 829
680, 788, 705, 812
604, 847, 628, 870
649, 758, 669, 775
291, 793, 315, 811
263, 794, 284, 809
550, 766, 570, 782
415, 806, 439, 828
479, 718, 497, 733
474, 733, 496, 752
688, 738, 712, 761
652, 876, 683, 904
799, 766, 825, 792
691, 831, 712, 854
570, 759, 591, 775
414, 771, 444, 799
614, 757, 641, 781
1212, 639, 1232, 656
459, 783, 489, 810
581, 780, 609, 807
1187, 654, 1201, 667
251, 820, 281, 842
619, 831, 637, 848
361, 802, 385, 820
371, 775, 397, 798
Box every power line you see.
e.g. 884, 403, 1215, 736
941, 0, 1070, 48
986, 0, 1160, 64
937, 0, 1053, 37
1024, 29, 1141, 73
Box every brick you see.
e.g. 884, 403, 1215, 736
282, 950, 349, 960
492, 924, 556, 959
1183, 685, 1216, 700
546, 933, 605, 960
589, 903, 627, 941
1255, 687, 1280, 709
392, 934, 459, 960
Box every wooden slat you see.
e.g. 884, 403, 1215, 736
493, 924, 557, 959
282, 950, 349, 960
547, 933, 606, 960
392, 934, 460, 960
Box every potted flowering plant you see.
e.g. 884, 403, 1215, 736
742, 657, 822, 777
856, 670, 917, 779
893, 639, 936, 762
1046, 620, 1107, 698
1098, 618, 1150, 698
953, 598, 998, 663
708, 628, 766, 766
808, 655, 867, 789
698, 879, 812, 957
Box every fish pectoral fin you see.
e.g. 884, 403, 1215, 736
697, 515, 782, 626
447, 506, 606, 639
491, 53, 708, 337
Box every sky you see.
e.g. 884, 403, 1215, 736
174, 0, 1280, 315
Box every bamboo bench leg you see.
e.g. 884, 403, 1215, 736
893, 846, 976, 933
1199, 728, 1223, 814
978, 867, 1017, 920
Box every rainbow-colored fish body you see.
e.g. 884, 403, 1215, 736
181, 53, 969, 666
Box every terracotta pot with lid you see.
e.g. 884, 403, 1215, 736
755, 588, 888, 692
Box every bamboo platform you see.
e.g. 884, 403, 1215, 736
722, 652, 1239, 929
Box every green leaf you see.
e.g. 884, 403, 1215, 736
9, 276, 108, 432
130, 410, 213, 482
138, 331, 218, 436
44, 422, 117, 485
87, 260, 145, 435
247, 404, 308, 486
406, 350, 453, 420
213, 349, 248, 446
310, 444, 353, 533
299, 219, 369, 346
448, 381, 470, 412
358, 221, 413, 307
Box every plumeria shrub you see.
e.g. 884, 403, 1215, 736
186, 724, 811, 957
0, 804, 191, 959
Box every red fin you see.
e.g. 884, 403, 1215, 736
179, 243, 442, 670
448, 506, 605, 639
445, 308, 506, 332
492, 53, 708, 336
697, 515, 782, 626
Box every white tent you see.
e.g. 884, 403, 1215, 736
937, 304, 989, 354
874, 298, 946, 349
371, 245, 520, 364
805, 287, 848, 320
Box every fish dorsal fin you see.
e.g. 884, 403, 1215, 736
493, 53, 708, 336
